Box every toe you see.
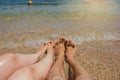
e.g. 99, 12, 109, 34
47, 41, 55, 54
47, 41, 55, 49
38, 43, 47, 51
69, 40, 76, 48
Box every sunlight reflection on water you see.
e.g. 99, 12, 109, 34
0, 0, 120, 49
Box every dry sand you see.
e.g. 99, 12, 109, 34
0, 37, 120, 80
75, 41, 120, 80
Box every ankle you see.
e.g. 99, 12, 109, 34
52, 76, 63, 80
66, 56, 74, 63
56, 56, 64, 61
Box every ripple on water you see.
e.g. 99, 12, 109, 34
67, 32, 120, 44
0, 33, 120, 48
24, 38, 50, 48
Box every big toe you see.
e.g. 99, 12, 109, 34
38, 43, 47, 53
69, 40, 76, 48
47, 41, 55, 53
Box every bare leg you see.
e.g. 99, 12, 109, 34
0, 43, 47, 80
8, 41, 55, 80
65, 40, 91, 80
47, 39, 67, 80
30, 41, 55, 80
68, 65, 75, 80
15, 43, 47, 66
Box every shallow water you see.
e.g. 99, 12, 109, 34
0, 0, 120, 18
0, 0, 120, 47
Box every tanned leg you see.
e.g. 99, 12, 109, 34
68, 65, 75, 80
47, 38, 67, 80
65, 40, 91, 80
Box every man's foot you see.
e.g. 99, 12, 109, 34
65, 40, 76, 62
54, 38, 66, 58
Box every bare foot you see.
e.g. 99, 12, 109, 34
65, 40, 76, 62
47, 39, 67, 80
47, 41, 55, 55
54, 38, 65, 58
37, 43, 47, 56
8, 42, 55, 80
65, 40, 91, 80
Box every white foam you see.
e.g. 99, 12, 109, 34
50, 34, 60, 38
1, 33, 120, 48
67, 33, 120, 44
0, 42, 19, 48
24, 38, 50, 48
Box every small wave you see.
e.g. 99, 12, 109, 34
0, 33, 120, 48
24, 38, 50, 48
67, 33, 120, 44
0, 42, 19, 48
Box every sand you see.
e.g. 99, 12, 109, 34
0, 0, 120, 79
0, 16, 120, 80
0, 34, 120, 80
75, 41, 120, 80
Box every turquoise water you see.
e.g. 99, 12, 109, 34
0, 0, 120, 48
0, 0, 120, 20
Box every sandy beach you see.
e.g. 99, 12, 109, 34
0, 37, 120, 80
0, 0, 120, 80
0, 19, 120, 80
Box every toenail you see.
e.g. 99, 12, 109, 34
50, 41, 52, 44
44, 43, 46, 46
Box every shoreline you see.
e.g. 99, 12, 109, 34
0, 40, 120, 80
0, 1, 120, 79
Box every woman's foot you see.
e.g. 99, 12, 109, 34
37, 43, 47, 57
47, 41, 55, 55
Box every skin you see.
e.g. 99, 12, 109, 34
65, 40, 91, 80
47, 38, 90, 80
0, 43, 47, 80
1, 38, 91, 80
8, 41, 55, 80
47, 38, 67, 80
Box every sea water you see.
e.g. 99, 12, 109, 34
0, 0, 120, 19
0, 0, 120, 47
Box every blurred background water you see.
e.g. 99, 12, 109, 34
0, 0, 120, 19
0, 0, 120, 46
